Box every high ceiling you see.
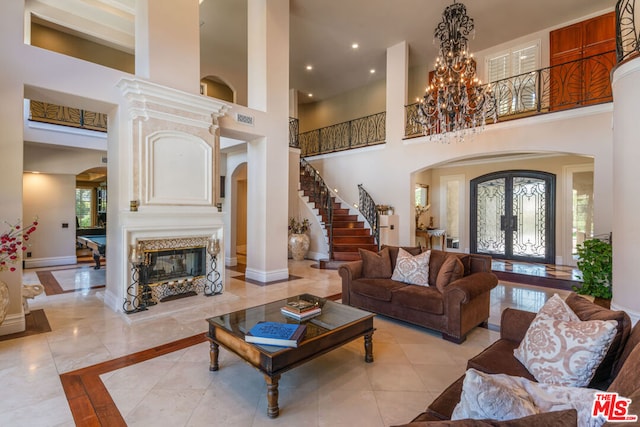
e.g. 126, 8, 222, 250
26, 0, 615, 104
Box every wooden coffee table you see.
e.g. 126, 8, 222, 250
205, 293, 375, 418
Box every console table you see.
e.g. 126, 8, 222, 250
416, 228, 446, 250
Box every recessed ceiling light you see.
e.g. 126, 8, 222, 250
370, 69, 376, 74
308, 93, 313, 97
352, 43, 359, 49
306, 65, 313, 70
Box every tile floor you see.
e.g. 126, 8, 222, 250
1, 259, 569, 426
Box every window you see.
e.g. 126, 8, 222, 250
486, 42, 540, 116
76, 188, 93, 228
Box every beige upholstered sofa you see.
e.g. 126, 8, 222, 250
338, 246, 498, 343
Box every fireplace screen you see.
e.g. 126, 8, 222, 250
141, 247, 206, 285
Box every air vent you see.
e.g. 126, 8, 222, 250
101, 156, 108, 164
236, 113, 254, 126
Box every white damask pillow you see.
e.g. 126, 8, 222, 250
391, 248, 430, 286
514, 316, 617, 387
452, 369, 608, 427
537, 293, 580, 322
452, 369, 538, 421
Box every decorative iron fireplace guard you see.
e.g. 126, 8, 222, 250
123, 236, 222, 314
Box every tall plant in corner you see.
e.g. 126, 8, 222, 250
573, 236, 612, 299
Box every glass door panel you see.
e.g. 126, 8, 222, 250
476, 178, 506, 256
472, 171, 555, 263
512, 177, 547, 259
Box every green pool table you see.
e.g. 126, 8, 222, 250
77, 235, 106, 269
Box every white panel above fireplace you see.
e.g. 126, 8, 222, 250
145, 130, 212, 205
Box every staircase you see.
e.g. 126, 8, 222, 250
299, 160, 377, 267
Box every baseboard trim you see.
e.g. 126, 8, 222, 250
24, 256, 77, 269
244, 267, 289, 283
0, 312, 26, 336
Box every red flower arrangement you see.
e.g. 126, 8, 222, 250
0, 219, 38, 272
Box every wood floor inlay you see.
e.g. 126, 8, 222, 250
36, 271, 65, 295
60, 333, 207, 427
60, 293, 342, 425
37, 269, 105, 296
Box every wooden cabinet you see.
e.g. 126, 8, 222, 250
549, 12, 615, 110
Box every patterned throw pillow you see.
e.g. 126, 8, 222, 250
536, 293, 580, 322
452, 369, 607, 427
452, 369, 538, 421
391, 248, 431, 286
514, 312, 617, 387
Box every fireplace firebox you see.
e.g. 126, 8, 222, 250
141, 247, 206, 285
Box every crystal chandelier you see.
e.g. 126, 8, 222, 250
417, 1, 497, 141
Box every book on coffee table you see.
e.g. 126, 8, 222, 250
245, 321, 307, 347
284, 298, 319, 313
280, 306, 321, 320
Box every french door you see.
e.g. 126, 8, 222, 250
471, 171, 556, 264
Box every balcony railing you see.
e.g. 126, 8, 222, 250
616, 0, 640, 63
405, 50, 615, 138
29, 100, 108, 132
289, 117, 300, 149
296, 112, 385, 157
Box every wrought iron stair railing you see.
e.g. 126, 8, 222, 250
358, 184, 379, 247
300, 158, 334, 259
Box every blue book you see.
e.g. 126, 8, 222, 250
245, 321, 307, 347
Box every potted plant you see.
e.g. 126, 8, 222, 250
288, 217, 310, 261
573, 236, 612, 302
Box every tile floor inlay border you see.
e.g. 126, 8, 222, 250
60, 333, 207, 427
37, 269, 106, 295
0, 309, 51, 341
60, 293, 344, 425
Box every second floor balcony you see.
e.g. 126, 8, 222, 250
291, 49, 617, 156
405, 50, 615, 139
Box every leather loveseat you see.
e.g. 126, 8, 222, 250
338, 246, 498, 343
400, 293, 640, 426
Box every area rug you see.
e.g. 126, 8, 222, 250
0, 309, 52, 341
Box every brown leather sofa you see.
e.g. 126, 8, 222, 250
400, 293, 640, 426
338, 246, 498, 343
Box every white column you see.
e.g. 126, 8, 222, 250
244, 0, 290, 282
0, 1, 27, 335
135, 0, 201, 94
386, 41, 411, 244
386, 41, 409, 144
611, 57, 640, 324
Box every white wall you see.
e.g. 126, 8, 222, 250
307, 104, 613, 254
22, 173, 77, 267
298, 78, 386, 132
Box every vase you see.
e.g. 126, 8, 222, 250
0, 280, 9, 326
288, 233, 310, 261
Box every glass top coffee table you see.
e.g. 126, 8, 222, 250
205, 293, 375, 418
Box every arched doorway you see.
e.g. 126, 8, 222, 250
471, 170, 556, 264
